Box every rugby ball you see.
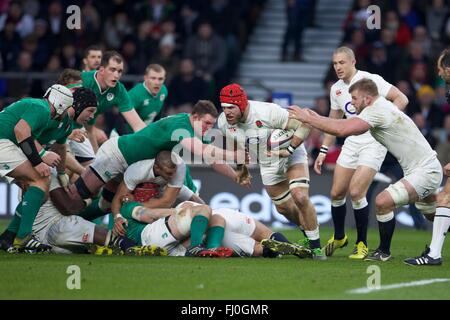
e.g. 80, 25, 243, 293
267, 129, 294, 151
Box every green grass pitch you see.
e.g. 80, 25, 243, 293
0, 219, 449, 300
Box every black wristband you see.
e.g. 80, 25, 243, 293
319, 145, 329, 154
287, 145, 295, 154
19, 136, 42, 167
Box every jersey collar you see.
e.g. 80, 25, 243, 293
94, 71, 110, 95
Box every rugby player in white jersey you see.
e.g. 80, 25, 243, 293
316, 46, 409, 259
289, 78, 442, 261
405, 49, 450, 266
217, 83, 325, 259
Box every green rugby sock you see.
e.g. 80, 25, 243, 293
17, 186, 45, 239
7, 203, 22, 234
78, 198, 105, 221
189, 215, 209, 247
206, 226, 225, 249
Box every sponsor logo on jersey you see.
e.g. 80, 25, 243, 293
344, 101, 356, 115
228, 127, 237, 132
160, 94, 165, 101
106, 93, 114, 101
143, 99, 150, 106
336, 89, 342, 96
255, 120, 263, 128
2, 164, 10, 170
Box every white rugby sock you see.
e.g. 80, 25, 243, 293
428, 207, 450, 259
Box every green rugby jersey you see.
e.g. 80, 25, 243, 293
0, 98, 51, 144
128, 82, 167, 128
118, 113, 195, 165
81, 70, 133, 125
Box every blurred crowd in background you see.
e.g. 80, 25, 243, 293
0, 0, 266, 112
0, 0, 449, 169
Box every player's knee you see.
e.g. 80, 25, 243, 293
375, 193, 393, 214
384, 182, 410, 208
209, 214, 225, 227
330, 187, 346, 201
437, 191, 450, 207
349, 187, 366, 202
175, 207, 194, 236
290, 188, 309, 208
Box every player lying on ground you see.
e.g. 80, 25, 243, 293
289, 78, 443, 262
51, 100, 248, 217
0, 84, 73, 252
218, 83, 325, 259
316, 46, 408, 260
404, 49, 450, 266
111, 151, 203, 236
120, 199, 310, 258
0, 169, 164, 255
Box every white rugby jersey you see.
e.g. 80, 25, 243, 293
358, 96, 437, 174
123, 156, 186, 191
218, 100, 289, 165
330, 70, 392, 144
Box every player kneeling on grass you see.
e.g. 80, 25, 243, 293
1, 169, 137, 255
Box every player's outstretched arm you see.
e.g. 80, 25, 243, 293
288, 106, 370, 137
180, 137, 246, 164
121, 109, 146, 132
211, 163, 252, 188
84, 123, 99, 153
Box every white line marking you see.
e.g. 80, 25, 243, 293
347, 278, 450, 294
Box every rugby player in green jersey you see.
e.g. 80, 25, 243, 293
51, 100, 248, 216
127, 64, 168, 129
81, 51, 146, 152
0, 84, 73, 252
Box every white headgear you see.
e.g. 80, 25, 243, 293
44, 84, 74, 116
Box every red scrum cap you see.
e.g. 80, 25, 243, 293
220, 83, 248, 114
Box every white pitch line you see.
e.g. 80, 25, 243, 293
347, 278, 450, 294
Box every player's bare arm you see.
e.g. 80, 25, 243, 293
84, 123, 99, 153
15, 119, 55, 177
180, 137, 246, 164
314, 109, 344, 174
288, 106, 370, 137
444, 163, 450, 176
386, 86, 408, 111
50, 143, 70, 190
121, 109, 146, 132
211, 163, 252, 188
